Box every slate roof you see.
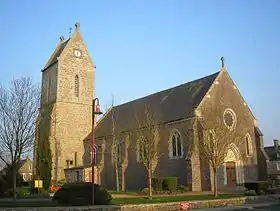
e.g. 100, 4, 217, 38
95, 71, 220, 138
264, 146, 276, 161
42, 39, 69, 71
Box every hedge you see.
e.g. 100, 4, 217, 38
244, 181, 269, 194
152, 177, 178, 192
52, 182, 112, 206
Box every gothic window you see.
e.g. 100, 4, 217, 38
96, 145, 102, 164
169, 130, 183, 158
223, 108, 237, 131
245, 133, 253, 156
74, 75, 79, 97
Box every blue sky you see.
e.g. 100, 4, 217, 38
0, 0, 279, 146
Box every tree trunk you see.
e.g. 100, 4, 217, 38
148, 168, 152, 198
213, 167, 218, 197
121, 166, 125, 191
115, 163, 120, 192
12, 165, 17, 200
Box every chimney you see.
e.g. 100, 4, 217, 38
274, 139, 280, 160
274, 139, 279, 148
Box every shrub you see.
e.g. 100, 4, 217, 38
162, 177, 178, 192
244, 189, 257, 196
37, 135, 52, 190
141, 187, 150, 195
57, 179, 66, 186
151, 178, 163, 191
40, 188, 50, 196
21, 181, 30, 187
176, 184, 189, 193
244, 181, 269, 195
16, 187, 32, 197
151, 177, 178, 192
52, 182, 112, 206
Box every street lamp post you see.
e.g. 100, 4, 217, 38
91, 97, 103, 205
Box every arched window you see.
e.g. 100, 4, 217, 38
74, 75, 79, 97
169, 130, 183, 158
245, 133, 253, 156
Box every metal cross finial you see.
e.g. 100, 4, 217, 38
221, 56, 225, 68
69, 27, 72, 38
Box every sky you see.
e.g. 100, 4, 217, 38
0, 0, 279, 147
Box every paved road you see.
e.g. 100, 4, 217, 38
194, 202, 280, 211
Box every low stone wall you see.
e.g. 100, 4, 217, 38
1, 195, 279, 211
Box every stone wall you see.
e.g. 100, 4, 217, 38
3, 196, 279, 211
86, 118, 195, 191
64, 166, 100, 184
1, 194, 280, 211
41, 62, 58, 105
267, 160, 280, 175
196, 69, 260, 188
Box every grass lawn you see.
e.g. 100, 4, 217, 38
111, 194, 243, 205
0, 194, 242, 207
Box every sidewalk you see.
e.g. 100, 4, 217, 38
194, 201, 280, 211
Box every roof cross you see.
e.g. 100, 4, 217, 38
221, 56, 225, 68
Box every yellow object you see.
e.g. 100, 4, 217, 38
34, 180, 43, 188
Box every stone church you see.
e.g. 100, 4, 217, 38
34, 22, 268, 191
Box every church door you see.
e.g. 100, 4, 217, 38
226, 162, 236, 186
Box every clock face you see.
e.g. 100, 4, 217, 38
74, 49, 82, 58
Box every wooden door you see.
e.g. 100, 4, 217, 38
226, 162, 236, 186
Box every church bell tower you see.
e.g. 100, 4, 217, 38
34, 22, 95, 181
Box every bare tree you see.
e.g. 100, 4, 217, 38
198, 105, 246, 197
135, 104, 160, 197
110, 95, 129, 191
110, 96, 121, 191
0, 77, 40, 199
